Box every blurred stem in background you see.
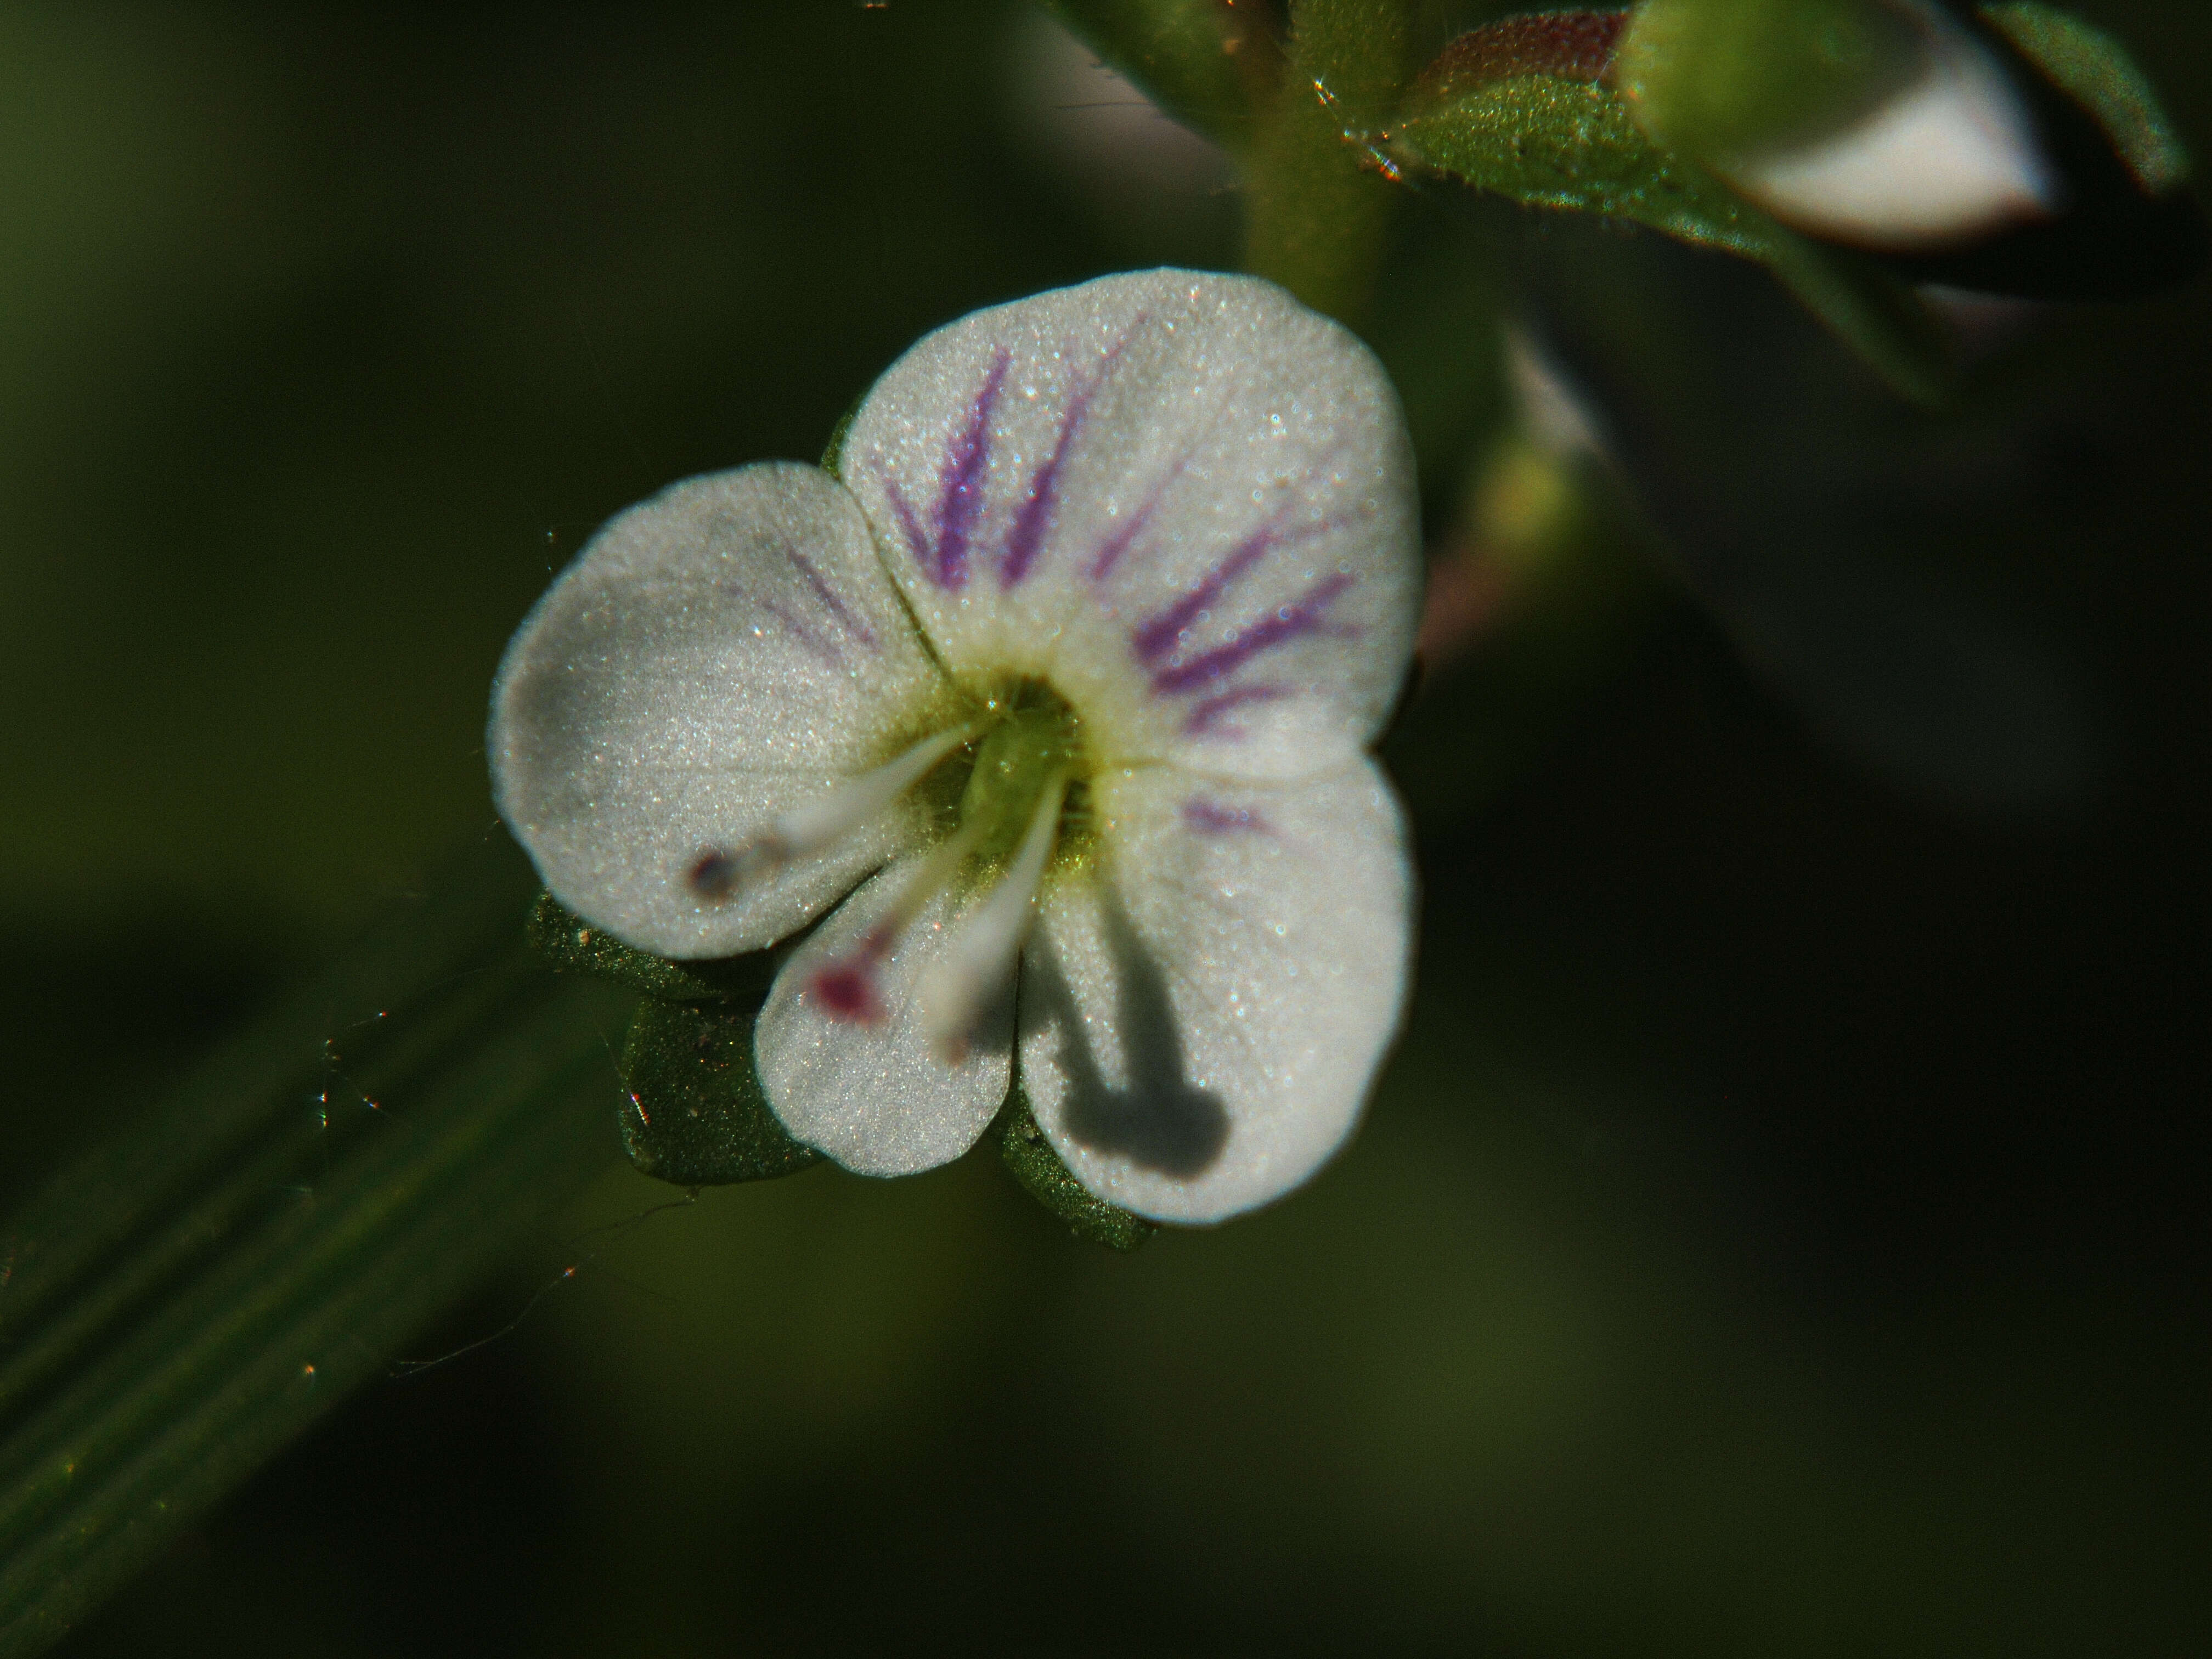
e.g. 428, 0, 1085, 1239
0, 849, 631, 1655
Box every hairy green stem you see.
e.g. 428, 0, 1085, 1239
1240, 0, 1412, 322
0, 846, 634, 1656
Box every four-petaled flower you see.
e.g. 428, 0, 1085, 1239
490, 269, 1421, 1222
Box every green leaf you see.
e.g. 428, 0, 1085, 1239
526, 890, 775, 1005
1042, 0, 1277, 158
995, 1087, 1156, 1251
0, 844, 633, 1653
618, 998, 821, 1187
1384, 21, 1953, 404
1980, 1, 2191, 195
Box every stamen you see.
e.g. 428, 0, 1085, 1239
806, 810, 995, 1025
917, 773, 1068, 1064
689, 725, 972, 901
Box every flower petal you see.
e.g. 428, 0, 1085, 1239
754, 855, 1016, 1176
490, 462, 946, 959
1726, 15, 2058, 250
840, 269, 1421, 782
1017, 758, 1411, 1223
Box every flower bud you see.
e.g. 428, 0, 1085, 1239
1617, 0, 2058, 249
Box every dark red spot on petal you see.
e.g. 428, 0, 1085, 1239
812, 962, 885, 1024
689, 848, 738, 899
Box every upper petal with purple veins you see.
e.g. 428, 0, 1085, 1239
842, 270, 1422, 781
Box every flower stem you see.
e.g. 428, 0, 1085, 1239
0, 845, 634, 1656
1240, 0, 1413, 323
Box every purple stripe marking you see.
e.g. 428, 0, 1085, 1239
1129, 520, 1280, 665
1129, 511, 1344, 667
1182, 797, 1272, 835
1087, 454, 1188, 584
1001, 392, 1088, 590
760, 598, 843, 669
1001, 324, 1139, 590
785, 546, 878, 649
1182, 684, 1290, 737
923, 347, 1011, 591
1152, 572, 1358, 696
880, 473, 932, 568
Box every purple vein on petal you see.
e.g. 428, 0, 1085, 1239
1152, 571, 1358, 696
1087, 452, 1188, 584
1182, 684, 1290, 737
919, 346, 1011, 592
879, 472, 932, 569
760, 598, 844, 669
1001, 323, 1140, 590
785, 545, 878, 649
1182, 797, 1272, 834
1128, 511, 1340, 667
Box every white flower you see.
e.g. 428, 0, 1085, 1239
489, 269, 1421, 1223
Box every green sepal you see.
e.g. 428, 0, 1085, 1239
1390, 61, 1780, 255
1981, 1, 2191, 195
526, 890, 776, 1005
1758, 235, 1953, 409
1384, 31, 1953, 405
618, 997, 822, 1186
995, 1086, 1156, 1251
525, 895, 811, 1184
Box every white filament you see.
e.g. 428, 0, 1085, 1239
769, 725, 973, 857
817, 806, 994, 972
917, 775, 1068, 1063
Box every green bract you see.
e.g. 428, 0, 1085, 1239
1983, 1, 2192, 194
1383, 19, 1952, 404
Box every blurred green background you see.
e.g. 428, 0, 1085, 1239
4, 2, 2208, 1653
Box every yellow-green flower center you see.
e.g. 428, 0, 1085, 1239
952, 678, 1089, 879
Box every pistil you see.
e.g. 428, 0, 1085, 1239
917, 774, 1067, 1063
